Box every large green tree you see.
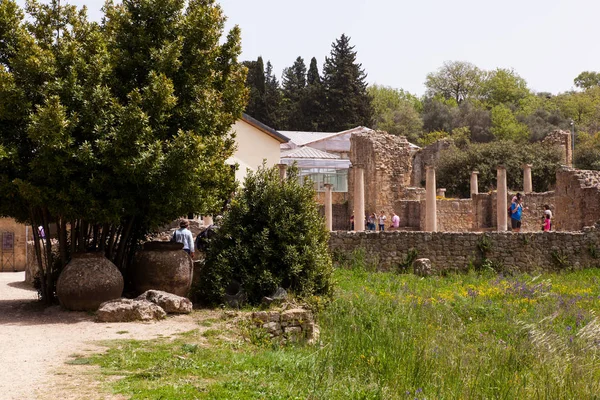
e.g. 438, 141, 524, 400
368, 84, 422, 142
321, 34, 373, 131
0, 0, 246, 303
425, 61, 483, 104
574, 71, 600, 90
281, 56, 307, 130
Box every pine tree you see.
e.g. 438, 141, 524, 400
281, 56, 307, 130
243, 57, 267, 122
302, 57, 326, 131
322, 34, 373, 131
263, 61, 283, 128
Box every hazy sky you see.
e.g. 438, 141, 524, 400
15, 0, 600, 95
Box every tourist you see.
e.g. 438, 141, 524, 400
350, 214, 354, 231
543, 214, 551, 232
544, 204, 552, 230
378, 210, 386, 232
367, 213, 376, 231
510, 196, 523, 232
391, 211, 400, 230
173, 219, 194, 258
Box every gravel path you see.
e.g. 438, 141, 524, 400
0, 272, 200, 400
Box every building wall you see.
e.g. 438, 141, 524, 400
555, 168, 600, 231
0, 218, 28, 272
231, 120, 282, 183
329, 228, 600, 272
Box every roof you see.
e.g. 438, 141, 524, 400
278, 130, 339, 146
281, 147, 341, 160
241, 113, 289, 143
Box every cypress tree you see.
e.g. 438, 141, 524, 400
263, 61, 283, 128
243, 57, 267, 122
303, 57, 326, 131
322, 34, 373, 131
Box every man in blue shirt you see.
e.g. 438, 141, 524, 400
510, 196, 523, 232
173, 220, 195, 257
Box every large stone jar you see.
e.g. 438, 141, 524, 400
56, 253, 124, 311
132, 241, 193, 297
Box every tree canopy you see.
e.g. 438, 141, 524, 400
0, 0, 246, 302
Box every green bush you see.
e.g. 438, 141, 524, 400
436, 141, 563, 198
197, 165, 334, 305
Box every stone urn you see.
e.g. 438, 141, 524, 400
132, 241, 193, 297
56, 253, 124, 311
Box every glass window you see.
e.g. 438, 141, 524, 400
298, 168, 348, 192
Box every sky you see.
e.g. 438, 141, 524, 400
14, 0, 600, 96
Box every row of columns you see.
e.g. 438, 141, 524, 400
323, 164, 534, 233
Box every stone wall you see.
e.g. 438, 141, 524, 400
349, 131, 413, 217
543, 130, 572, 167
422, 199, 474, 232
252, 308, 318, 343
319, 203, 350, 231
391, 200, 421, 229
411, 139, 452, 186
329, 227, 600, 272
0, 218, 28, 272
555, 167, 600, 231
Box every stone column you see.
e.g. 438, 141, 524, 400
425, 165, 437, 232
437, 188, 446, 198
523, 164, 532, 194
470, 171, 479, 196
497, 166, 507, 232
353, 167, 365, 232
324, 183, 333, 232
278, 163, 287, 181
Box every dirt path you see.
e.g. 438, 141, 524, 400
0, 272, 200, 400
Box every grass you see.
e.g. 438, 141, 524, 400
85, 264, 600, 399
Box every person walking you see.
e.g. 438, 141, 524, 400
510, 196, 523, 232
173, 219, 194, 258
378, 210, 386, 232
544, 204, 553, 231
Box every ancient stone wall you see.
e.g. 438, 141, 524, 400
329, 227, 600, 272
318, 203, 350, 231
411, 139, 453, 186
391, 200, 421, 229
420, 199, 474, 232
0, 218, 28, 272
543, 130, 572, 167
349, 131, 413, 217
555, 168, 600, 231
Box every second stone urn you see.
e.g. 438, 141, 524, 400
132, 241, 193, 297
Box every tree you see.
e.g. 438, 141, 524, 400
481, 68, 530, 107
243, 57, 267, 122
0, 0, 245, 303
490, 104, 529, 142
368, 84, 422, 142
321, 34, 373, 131
301, 57, 325, 131
197, 164, 334, 305
425, 61, 483, 104
422, 97, 458, 134
574, 71, 600, 90
263, 61, 283, 128
281, 56, 307, 130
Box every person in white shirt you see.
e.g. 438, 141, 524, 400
391, 212, 400, 230
173, 220, 194, 258
378, 210, 387, 232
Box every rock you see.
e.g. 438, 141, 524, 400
262, 321, 282, 335
96, 299, 166, 322
281, 308, 312, 325
413, 258, 433, 277
56, 253, 124, 311
261, 296, 274, 306
271, 287, 288, 301
224, 290, 247, 308
136, 290, 192, 314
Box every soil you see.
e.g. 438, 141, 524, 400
0, 272, 203, 400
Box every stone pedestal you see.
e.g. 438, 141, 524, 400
497, 166, 507, 232
523, 164, 532, 194
425, 166, 437, 232
470, 171, 479, 196
353, 167, 365, 232
324, 183, 333, 232
437, 188, 446, 198
278, 164, 287, 181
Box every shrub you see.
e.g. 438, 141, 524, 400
197, 165, 334, 305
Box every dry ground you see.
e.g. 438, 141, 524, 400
0, 272, 208, 400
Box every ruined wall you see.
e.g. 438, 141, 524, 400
520, 192, 556, 232
315, 191, 348, 205
319, 203, 350, 231
349, 131, 413, 217
555, 168, 600, 231
543, 130, 572, 167
0, 218, 28, 272
391, 200, 421, 229
411, 139, 453, 186
419, 199, 474, 232
329, 227, 600, 272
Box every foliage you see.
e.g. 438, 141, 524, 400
574, 71, 600, 90
198, 164, 334, 305
321, 34, 373, 131
436, 141, 563, 198
574, 132, 600, 170
242, 57, 282, 128
481, 68, 531, 107
368, 84, 422, 142
90, 268, 600, 399
490, 104, 529, 142
425, 60, 484, 104
0, 0, 244, 302
280, 56, 307, 130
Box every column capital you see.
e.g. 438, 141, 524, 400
471, 170, 479, 175
496, 165, 506, 170
522, 163, 532, 169
323, 183, 333, 189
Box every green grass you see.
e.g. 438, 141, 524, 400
87, 266, 600, 399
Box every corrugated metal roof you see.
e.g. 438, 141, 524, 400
281, 147, 341, 160
278, 130, 339, 146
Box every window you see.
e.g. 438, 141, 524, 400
298, 168, 348, 192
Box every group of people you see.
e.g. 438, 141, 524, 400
509, 193, 552, 232
351, 210, 400, 232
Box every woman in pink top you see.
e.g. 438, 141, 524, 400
543, 214, 551, 231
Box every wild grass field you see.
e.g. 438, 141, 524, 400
87, 257, 600, 399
